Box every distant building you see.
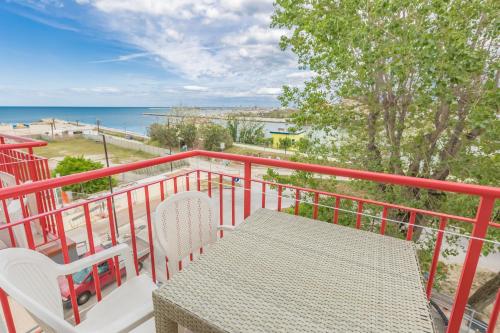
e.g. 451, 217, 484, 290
270, 130, 305, 150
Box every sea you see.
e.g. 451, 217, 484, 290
0, 106, 288, 136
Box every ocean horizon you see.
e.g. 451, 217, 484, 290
0, 106, 285, 136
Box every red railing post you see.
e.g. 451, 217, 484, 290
144, 186, 156, 283
261, 182, 266, 208
447, 196, 495, 333
313, 192, 319, 219
487, 288, 500, 333
231, 177, 235, 226
0, 288, 16, 333
333, 197, 340, 224
277, 185, 282, 212
219, 174, 224, 237
380, 207, 388, 235
427, 217, 447, 299
243, 162, 251, 219
207, 172, 212, 198
83, 203, 102, 302
355, 201, 363, 229
406, 211, 416, 241
55, 212, 81, 324
294, 189, 300, 215
126, 191, 139, 275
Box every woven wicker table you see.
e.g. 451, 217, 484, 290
153, 208, 435, 333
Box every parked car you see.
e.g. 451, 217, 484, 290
59, 236, 150, 307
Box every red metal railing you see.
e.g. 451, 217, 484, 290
0, 134, 47, 152
0, 150, 498, 333
0, 134, 57, 250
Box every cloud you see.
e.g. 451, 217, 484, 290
70, 86, 121, 93
255, 87, 282, 95
8, 0, 311, 104
183, 85, 208, 92
9, 9, 79, 32
90, 52, 151, 63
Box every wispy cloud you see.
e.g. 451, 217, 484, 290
90, 52, 151, 63
183, 85, 209, 92
10, 9, 79, 32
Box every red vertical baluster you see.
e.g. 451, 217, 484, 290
83, 203, 102, 302
294, 189, 300, 215
231, 177, 235, 226
243, 162, 251, 219
0, 288, 16, 333
380, 206, 388, 235
355, 201, 363, 229
277, 185, 282, 212
55, 212, 81, 324
219, 174, 223, 237
208, 172, 212, 198
333, 197, 340, 224
313, 192, 319, 219
144, 186, 156, 283
427, 217, 447, 299
1, 198, 16, 247
486, 289, 500, 333
18, 197, 35, 249
447, 196, 495, 333
106, 197, 121, 286
261, 182, 266, 208
406, 211, 417, 241
174, 177, 178, 194
185, 174, 190, 191
126, 191, 139, 275
196, 170, 201, 192
160, 181, 165, 201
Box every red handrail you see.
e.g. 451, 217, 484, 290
0, 150, 499, 200
0, 134, 47, 151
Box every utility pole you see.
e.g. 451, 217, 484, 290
102, 134, 119, 237
51, 118, 55, 139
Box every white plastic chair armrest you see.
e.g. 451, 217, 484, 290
0, 276, 78, 333
58, 243, 134, 278
217, 225, 236, 232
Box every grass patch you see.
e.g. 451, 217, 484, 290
36, 137, 156, 164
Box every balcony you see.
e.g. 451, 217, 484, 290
0, 143, 499, 333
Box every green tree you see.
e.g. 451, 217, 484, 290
239, 121, 266, 145
226, 116, 239, 142
278, 137, 294, 154
148, 123, 178, 150
199, 124, 233, 151
53, 156, 116, 194
177, 122, 197, 148
272, 0, 499, 303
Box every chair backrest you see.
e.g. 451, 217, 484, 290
0, 248, 76, 332
153, 191, 217, 276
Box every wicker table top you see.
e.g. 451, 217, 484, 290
153, 208, 435, 333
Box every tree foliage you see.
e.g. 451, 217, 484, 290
272, 0, 499, 301
148, 123, 178, 149
199, 124, 233, 151
272, 0, 499, 232
239, 121, 266, 145
177, 122, 197, 148
53, 156, 116, 194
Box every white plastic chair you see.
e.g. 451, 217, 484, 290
0, 243, 157, 333
153, 191, 234, 279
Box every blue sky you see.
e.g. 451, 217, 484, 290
0, 0, 312, 106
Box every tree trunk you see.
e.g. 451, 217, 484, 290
468, 272, 500, 312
